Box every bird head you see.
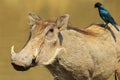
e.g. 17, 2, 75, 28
95, 2, 102, 8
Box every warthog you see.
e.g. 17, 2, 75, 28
11, 13, 120, 80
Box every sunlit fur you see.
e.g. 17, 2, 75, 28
11, 14, 120, 80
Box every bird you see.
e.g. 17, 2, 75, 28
95, 2, 119, 31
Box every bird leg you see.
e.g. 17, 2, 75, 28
104, 23, 109, 29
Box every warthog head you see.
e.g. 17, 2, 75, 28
11, 13, 69, 71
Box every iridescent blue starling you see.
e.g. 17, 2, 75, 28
95, 2, 119, 31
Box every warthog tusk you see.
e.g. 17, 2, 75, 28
33, 48, 39, 58
11, 45, 16, 55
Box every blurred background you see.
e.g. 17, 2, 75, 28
0, 0, 120, 80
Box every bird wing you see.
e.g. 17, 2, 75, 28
100, 9, 116, 24
100, 9, 119, 31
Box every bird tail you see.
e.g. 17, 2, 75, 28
113, 24, 119, 31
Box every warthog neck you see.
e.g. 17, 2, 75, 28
46, 59, 76, 80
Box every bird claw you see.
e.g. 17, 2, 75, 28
104, 26, 108, 30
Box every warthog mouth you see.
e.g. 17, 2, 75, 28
11, 63, 30, 71
11, 59, 37, 71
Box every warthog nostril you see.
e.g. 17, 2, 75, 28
11, 63, 30, 71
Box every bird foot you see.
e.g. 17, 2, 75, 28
104, 24, 109, 30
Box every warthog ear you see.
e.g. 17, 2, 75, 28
28, 12, 41, 28
56, 14, 69, 30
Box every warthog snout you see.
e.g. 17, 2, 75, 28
11, 46, 38, 71
11, 59, 36, 71
11, 62, 30, 71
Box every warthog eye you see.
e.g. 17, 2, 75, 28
49, 28, 54, 32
